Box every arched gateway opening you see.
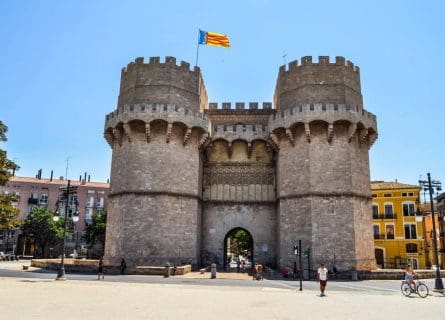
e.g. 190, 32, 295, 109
223, 228, 253, 271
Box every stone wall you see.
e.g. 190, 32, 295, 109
201, 203, 276, 268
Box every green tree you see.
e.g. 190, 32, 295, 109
84, 211, 107, 249
0, 121, 19, 185
0, 120, 20, 251
21, 207, 65, 257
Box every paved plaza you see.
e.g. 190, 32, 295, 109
1, 261, 444, 319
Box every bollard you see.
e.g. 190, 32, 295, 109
164, 262, 171, 278
211, 263, 217, 279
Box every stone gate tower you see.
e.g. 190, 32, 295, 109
103, 57, 209, 266
103, 55, 378, 271
271, 56, 377, 270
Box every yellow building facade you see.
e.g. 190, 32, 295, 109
371, 182, 426, 269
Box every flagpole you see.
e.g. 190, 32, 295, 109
195, 29, 201, 67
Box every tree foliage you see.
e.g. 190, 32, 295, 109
84, 211, 107, 248
0, 194, 20, 230
0, 121, 19, 186
0, 120, 21, 250
21, 207, 65, 257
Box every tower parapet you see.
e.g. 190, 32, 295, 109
118, 56, 208, 112
274, 56, 362, 111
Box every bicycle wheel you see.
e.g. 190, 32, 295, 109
417, 283, 429, 298
401, 282, 412, 296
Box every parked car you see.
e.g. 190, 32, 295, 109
0, 251, 6, 261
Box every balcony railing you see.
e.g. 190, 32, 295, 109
372, 214, 397, 219
374, 234, 385, 239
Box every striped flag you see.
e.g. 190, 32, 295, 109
198, 30, 230, 48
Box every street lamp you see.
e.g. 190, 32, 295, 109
52, 180, 78, 281
419, 173, 444, 293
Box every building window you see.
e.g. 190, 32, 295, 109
406, 243, 418, 253
372, 194, 377, 198
386, 225, 395, 239
40, 194, 48, 205
373, 225, 380, 239
402, 192, 407, 197
383, 193, 392, 197
404, 224, 417, 239
384, 204, 394, 218
403, 203, 415, 216
407, 258, 418, 269
372, 205, 379, 219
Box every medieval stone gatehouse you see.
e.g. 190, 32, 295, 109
103, 55, 378, 271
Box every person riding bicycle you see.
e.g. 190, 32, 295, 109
405, 264, 416, 290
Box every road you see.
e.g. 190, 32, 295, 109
0, 260, 439, 294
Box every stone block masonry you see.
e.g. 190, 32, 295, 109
104, 55, 378, 271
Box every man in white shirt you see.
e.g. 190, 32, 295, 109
317, 263, 328, 297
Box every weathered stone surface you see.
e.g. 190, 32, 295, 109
104, 56, 378, 271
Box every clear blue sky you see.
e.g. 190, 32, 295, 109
1, 0, 444, 188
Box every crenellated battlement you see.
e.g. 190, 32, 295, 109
207, 102, 273, 111
269, 102, 377, 132
210, 123, 269, 145
118, 56, 208, 112
121, 56, 201, 75
278, 56, 360, 73
105, 103, 209, 133
274, 56, 363, 111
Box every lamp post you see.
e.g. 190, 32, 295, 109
419, 173, 444, 293
53, 180, 79, 281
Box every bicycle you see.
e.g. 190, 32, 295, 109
401, 276, 429, 298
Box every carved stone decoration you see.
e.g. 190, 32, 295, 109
285, 129, 295, 146
203, 162, 275, 186
123, 123, 132, 143
359, 128, 368, 144
145, 123, 151, 143
183, 128, 192, 146
104, 131, 114, 148
113, 128, 122, 146
166, 123, 172, 143
269, 133, 280, 150
348, 123, 357, 143
199, 133, 209, 150
368, 132, 378, 148
304, 123, 311, 143
327, 123, 334, 143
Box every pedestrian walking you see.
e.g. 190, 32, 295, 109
317, 263, 328, 297
120, 258, 127, 275
97, 257, 105, 280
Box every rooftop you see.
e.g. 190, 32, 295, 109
371, 181, 419, 190
5, 176, 109, 188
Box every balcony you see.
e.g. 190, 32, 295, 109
374, 234, 385, 240
372, 214, 397, 220
440, 232, 445, 238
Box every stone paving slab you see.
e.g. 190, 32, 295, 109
1, 275, 445, 320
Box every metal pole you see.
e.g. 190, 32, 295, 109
195, 30, 201, 67
307, 248, 311, 280
427, 173, 444, 292
56, 179, 70, 280
299, 239, 303, 291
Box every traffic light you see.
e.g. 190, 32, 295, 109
293, 245, 299, 255
304, 248, 310, 257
